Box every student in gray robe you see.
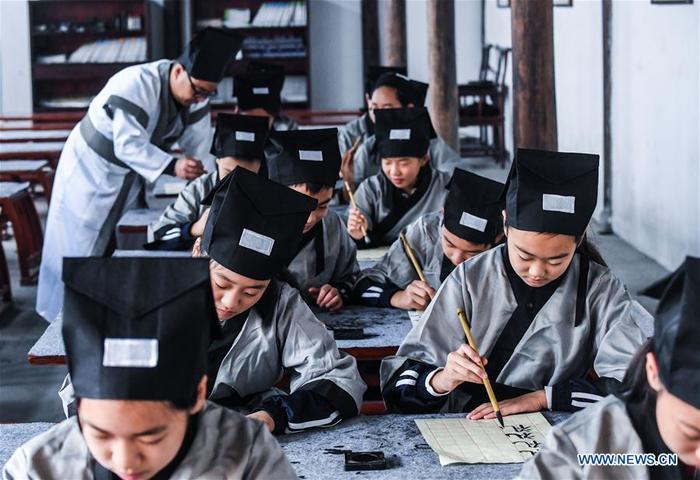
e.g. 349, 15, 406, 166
349, 72, 459, 187
519, 256, 700, 480
148, 113, 269, 250
348, 107, 450, 246
195, 167, 365, 434
268, 128, 360, 310
233, 62, 298, 132
337, 65, 407, 155
37, 28, 241, 323
381, 148, 650, 417
354, 169, 505, 310
5, 257, 296, 480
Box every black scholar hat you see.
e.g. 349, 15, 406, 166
200, 167, 317, 280
62, 257, 220, 403
443, 168, 506, 245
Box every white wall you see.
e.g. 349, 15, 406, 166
382, 0, 482, 87
309, 0, 364, 109
610, 0, 699, 269
0, 0, 32, 115
484, 0, 700, 269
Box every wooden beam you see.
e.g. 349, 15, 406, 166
385, 0, 407, 67
510, 0, 557, 150
361, 0, 380, 73
427, 0, 459, 151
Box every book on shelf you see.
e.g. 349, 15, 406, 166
251, 1, 306, 27
64, 37, 146, 64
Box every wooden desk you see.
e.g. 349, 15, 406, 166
0, 412, 572, 478
0, 160, 53, 203
28, 305, 411, 367
115, 208, 164, 250
0, 129, 71, 143
0, 142, 64, 167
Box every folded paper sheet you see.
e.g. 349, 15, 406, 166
355, 246, 390, 261
415, 413, 552, 465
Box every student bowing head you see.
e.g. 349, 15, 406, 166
61, 257, 219, 480
267, 128, 341, 233
441, 168, 506, 266
366, 71, 428, 124
232, 63, 285, 129
210, 113, 269, 178
172, 28, 242, 106
626, 257, 700, 468
503, 148, 601, 288
193, 167, 317, 323
375, 107, 433, 193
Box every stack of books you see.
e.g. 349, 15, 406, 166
68, 37, 146, 63
242, 35, 306, 59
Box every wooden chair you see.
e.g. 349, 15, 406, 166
0, 182, 43, 285
458, 44, 511, 166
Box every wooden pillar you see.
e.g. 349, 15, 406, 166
361, 0, 380, 73
385, 0, 407, 67
599, 0, 613, 233
510, 0, 557, 150
427, 0, 459, 151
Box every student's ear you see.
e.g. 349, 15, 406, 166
189, 375, 208, 415
419, 154, 430, 167
365, 93, 371, 107
645, 352, 663, 393
440, 207, 444, 215
407, 102, 416, 108
232, 106, 240, 114
172, 63, 184, 77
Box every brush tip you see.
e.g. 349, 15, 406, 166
496, 411, 505, 428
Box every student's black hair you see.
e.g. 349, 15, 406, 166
620, 338, 655, 404
371, 77, 415, 107
576, 233, 608, 267
290, 182, 334, 195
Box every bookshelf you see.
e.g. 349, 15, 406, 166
28, 0, 150, 111
189, 0, 311, 110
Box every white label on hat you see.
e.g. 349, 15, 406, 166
239, 228, 274, 256
253, 87, 269, 95
235, 131, 256, 142
542, 194, 576, 214
299, 150, 324, 162
459, 212, 488, 232
103, 338, 158, 368
390, 129, 411, 140
395, 73, 410, 80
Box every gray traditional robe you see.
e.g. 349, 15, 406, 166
517, 395, 654, 480
209, 281, 365, 427
353, 134, 460, 186
380, 245, 650, 413
284, 211, 360, 304
149, 170, 218, 245
360, 211, 445, 290
354, 169, 450, 245
2, 401, 297, 480
337, 114, 371, 154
